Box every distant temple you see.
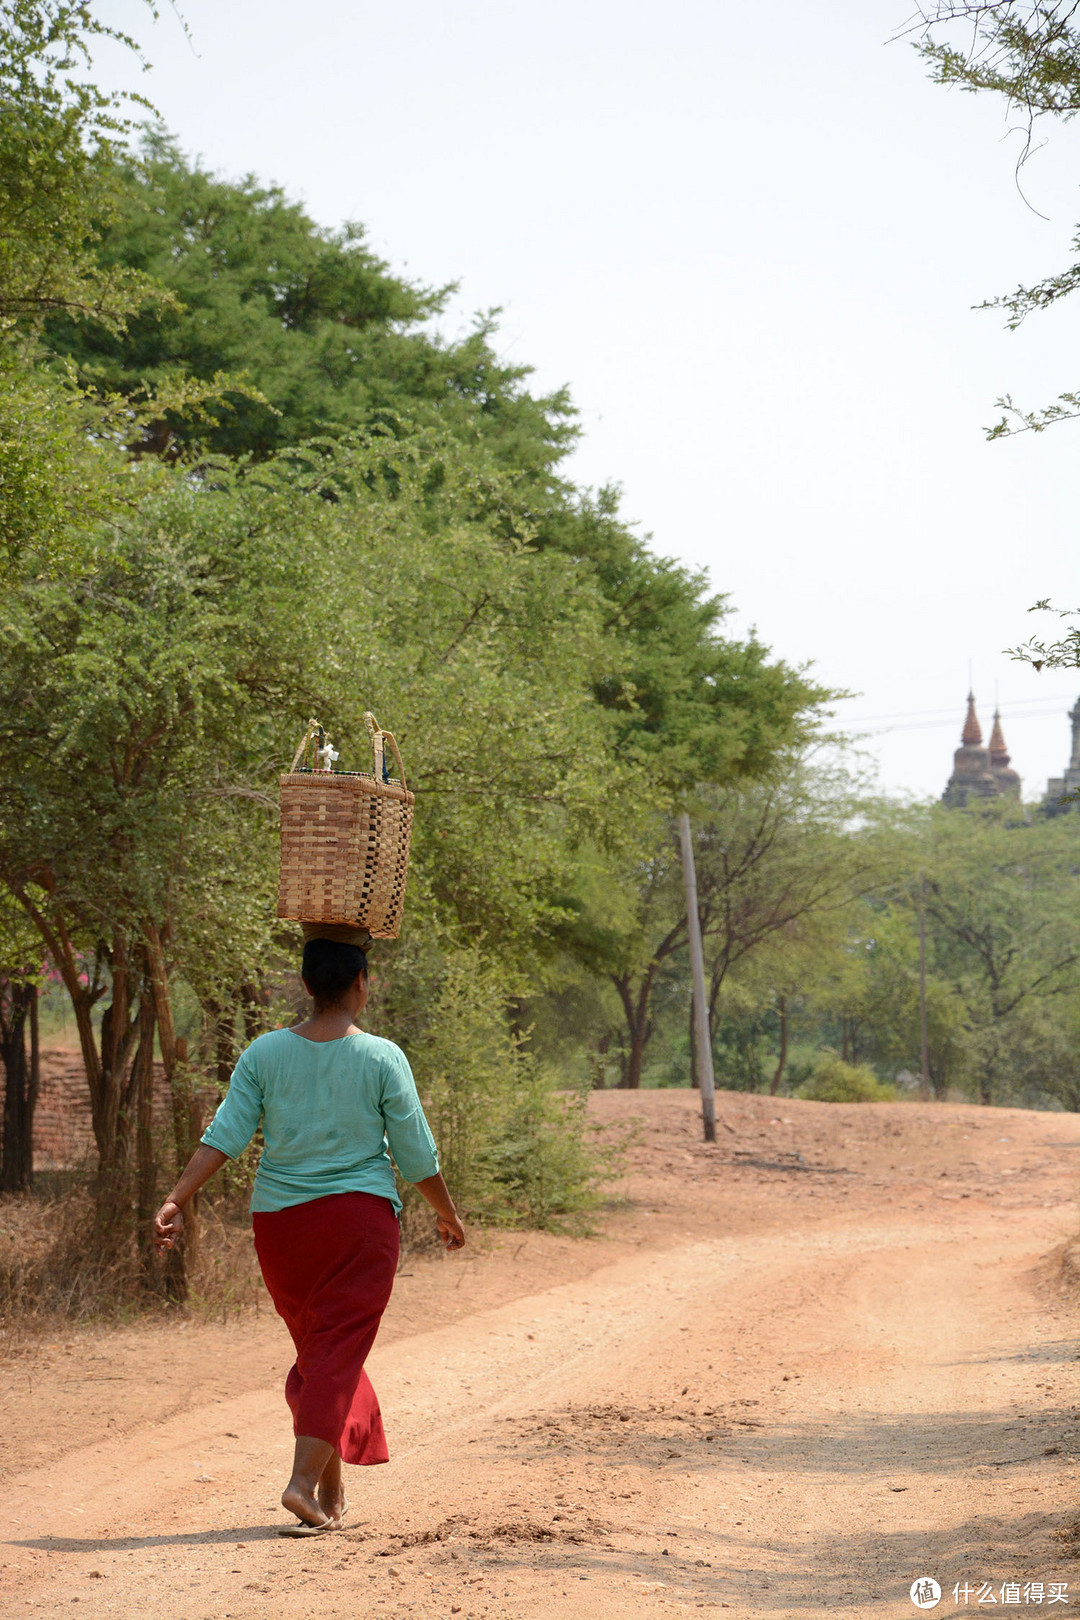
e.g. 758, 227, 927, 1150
942, 693, 1021, 806
1043, 695, 1080, 815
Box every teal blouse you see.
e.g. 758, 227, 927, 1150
200, 1027, 439, 1213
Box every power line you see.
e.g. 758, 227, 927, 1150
846, 707, 1071, 737
840, 692, 1078, 727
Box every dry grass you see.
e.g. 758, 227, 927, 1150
0, 1181, 265, 1340
0, 1183, 135, 1335
184, 1198, 267, 1320
0, 1177, 444, 1344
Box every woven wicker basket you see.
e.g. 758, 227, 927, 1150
277, 714, 414, 939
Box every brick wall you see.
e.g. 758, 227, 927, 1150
12, 1049, 180, 1172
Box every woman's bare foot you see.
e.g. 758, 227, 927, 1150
316, 1450, 347, 1523
280, 1435, 337, 1528
281, 1483, 331, 1528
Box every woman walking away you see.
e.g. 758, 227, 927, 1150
153, 936, 465, 1537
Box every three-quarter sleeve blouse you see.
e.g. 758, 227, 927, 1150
200, 1028, 439, 1213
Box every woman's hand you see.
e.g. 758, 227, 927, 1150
150, 1147, 228, 1254
413, 1172, 465, 1250
414, 1172, 466, 1250
436, 1211, 466, 1251
153, 1199, 184, 1251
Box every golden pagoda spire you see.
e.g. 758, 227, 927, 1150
961, 692, 982, 746
988, 707, 1021, 798
988, 708, 1008, 762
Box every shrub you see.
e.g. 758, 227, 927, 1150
384, 947, 607, 1238
797, 1053, 896, 1104
476, 1072, 606, 1231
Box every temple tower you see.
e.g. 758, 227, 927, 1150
1043, 694, 1080, 814
987, 709, 1021, 799
942, 693, 1009, 807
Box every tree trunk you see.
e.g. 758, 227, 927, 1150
623, 1024, 648, 1089
612, 969, 656, 1089
240, 981, 269, 1045
97, 933, 142, 1176
13, 890, 159, 1278
27, 985, 39, 1187
707, 961, 726, 1056
979, 1061, 993, 1107
507, 996, 528, 1043
163, 1044, 201, 1303
0, 978, 36, 1192
215, 1006, 235, 1092
90, 937, 144, 1246
769, 995, 788, 1096
133, 992, 158, 1285
144, 921, 198, 1301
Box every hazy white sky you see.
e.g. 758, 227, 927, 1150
98, 0, 1080, 797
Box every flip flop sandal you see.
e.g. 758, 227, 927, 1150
278, 1516, 343, 1538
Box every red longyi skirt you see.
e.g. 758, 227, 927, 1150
252, 1191, 399, 1466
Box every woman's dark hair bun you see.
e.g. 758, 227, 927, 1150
301, 938, 369, 1008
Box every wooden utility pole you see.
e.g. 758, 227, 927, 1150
919, 874, 930, 1098
678, 812, 717, 1143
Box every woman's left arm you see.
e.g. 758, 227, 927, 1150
153, 1145, 229, 1250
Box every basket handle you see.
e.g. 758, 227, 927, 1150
364, 711, 408, 791
289, 718, 322, 773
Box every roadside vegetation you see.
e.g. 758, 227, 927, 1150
1, 3, 1079, 1327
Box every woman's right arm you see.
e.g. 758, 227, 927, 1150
380, 1048, 465, 1250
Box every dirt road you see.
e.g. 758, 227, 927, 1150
1, 1090, 1077, 1619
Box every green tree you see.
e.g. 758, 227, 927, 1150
709, 898, 860, 1095
0, 349, 175, 575
692, 760, 880, 1047
816, 901, 972, 1097
702, 800, 1080, 1109
914, 802, 1080, 1104
0, 429, 646, 1265
0, 1, 163, 330
35, 131, 827, 785
911, 10, 1080, 731
916, 5, 1080, 128
41, 131, 577, 468
0, 3, 865, 1314
559, 749, 871, 1089
535, 488, 817, 795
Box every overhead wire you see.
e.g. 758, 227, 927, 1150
839, 691, 1078, 733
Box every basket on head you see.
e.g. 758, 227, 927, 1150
277, 713, 414, 939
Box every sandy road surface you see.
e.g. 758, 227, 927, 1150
1, 1090, 1077, 1620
